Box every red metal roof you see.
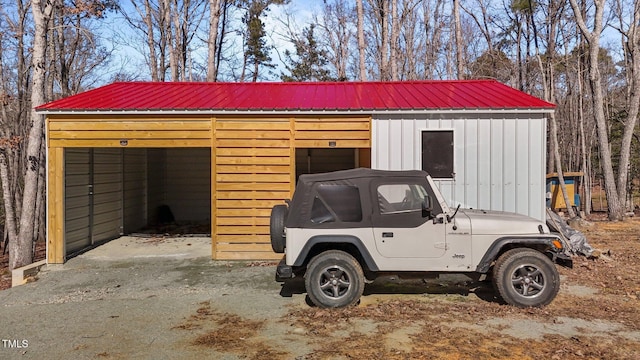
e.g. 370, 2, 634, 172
37, 80, 555, 112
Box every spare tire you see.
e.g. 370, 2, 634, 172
270, 205, 288, 253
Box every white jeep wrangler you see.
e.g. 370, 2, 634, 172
270, 168, 572, 308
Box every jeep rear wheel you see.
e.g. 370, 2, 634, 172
305, 250, 364, 308
493, 248, 560, 308
270, 205, 288, 253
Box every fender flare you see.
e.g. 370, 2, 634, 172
475, 236, 562, 273
293, 235, 380, 271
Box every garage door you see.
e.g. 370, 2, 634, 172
64, 148, 91, 254
64, 148, 123, 256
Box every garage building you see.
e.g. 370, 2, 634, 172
38, 81, 554, 263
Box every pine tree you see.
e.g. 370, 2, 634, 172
281, 24, 333, 82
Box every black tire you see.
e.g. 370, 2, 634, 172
305, 250, 365, 308
492, 248, 560, 308
270, 205, 288, 253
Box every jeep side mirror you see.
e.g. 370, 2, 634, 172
422, 195, 433, 218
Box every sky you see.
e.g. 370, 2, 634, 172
98, 0, 322, 84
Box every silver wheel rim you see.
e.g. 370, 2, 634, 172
318, 265, 351, 299
510, 264, 545, 298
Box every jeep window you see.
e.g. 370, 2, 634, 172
311, 196, 335, 223
312, 184, 363, 223
377, 184, 427, 214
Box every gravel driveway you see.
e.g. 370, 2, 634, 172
1, 232, 639, 359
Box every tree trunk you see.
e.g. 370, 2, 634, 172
578, 58, 591, 215
0, 153, 18, 250
569, 0, 624, 221
13, 0, 53, 270
163, 0, 178, 81
207, 0, 222, 81
379, 0, 390, 80
143, 0, 160, 81
616, 2, 640, 212
356, 0, 367, 81
390, 0, 399, 80
453, 0, 464, 79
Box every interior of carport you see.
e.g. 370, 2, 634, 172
63, 147, 211, 258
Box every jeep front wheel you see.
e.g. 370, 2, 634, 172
305, 250, 364, 308
493, 248, 560, 308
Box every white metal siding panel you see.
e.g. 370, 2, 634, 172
516, 118, 530, 215
502, 118, 517, 213
462, 119, 478, 209
477, 118, 491, 209
372, 113, 548, 221
124, 149, 147, 232
529, 118, 546, 221
490, 118, 504, 211
164, 148, 210, 222
64, 148, 91, 254
92, 148, 123, 242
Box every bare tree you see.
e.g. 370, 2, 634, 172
569, 0, 625, 220
453, 0, 464, 79
614, 0, 640, 212
207, 0, 223, 81
356, 0, 367, 80
319, 0, 353, 80
11, 0, 55, 270
390, 0, 399, 80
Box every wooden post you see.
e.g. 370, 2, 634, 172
290, 117, 296, 195
211, 117, 217, 259
47, 147, 65, 263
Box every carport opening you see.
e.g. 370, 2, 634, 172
64, 147, 211, 258
295, 148, 360, 180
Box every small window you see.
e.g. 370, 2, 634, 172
377, 184, 427, 214
315, 184, 363, 222
311, 196, 335, 224
422, 130, 454, 178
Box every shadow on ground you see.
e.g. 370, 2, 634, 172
279, 274, 504, 305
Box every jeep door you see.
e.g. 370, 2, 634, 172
372, 181, 447, 258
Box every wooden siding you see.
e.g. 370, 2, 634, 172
294, 118, 371, 148
213, 118, 292, 260
212, 116, 371, 260
47, 114, 212, 148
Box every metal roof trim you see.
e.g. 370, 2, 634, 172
39, 108, 554, 116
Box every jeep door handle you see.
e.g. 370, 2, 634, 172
382, 232, 394, 238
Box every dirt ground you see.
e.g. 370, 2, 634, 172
1, 218, 639, 359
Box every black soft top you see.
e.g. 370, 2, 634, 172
297, 168, 428, 183
286, 168, 431, 228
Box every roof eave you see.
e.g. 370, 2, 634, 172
38, 108, 555, 116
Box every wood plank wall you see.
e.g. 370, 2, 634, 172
48, 114, 212, 147
213, 116, 370, 260
214, 118, 292, 260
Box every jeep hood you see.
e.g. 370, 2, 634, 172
461, 209, 548, 235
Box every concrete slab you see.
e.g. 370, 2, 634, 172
78, 236, 211, 261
